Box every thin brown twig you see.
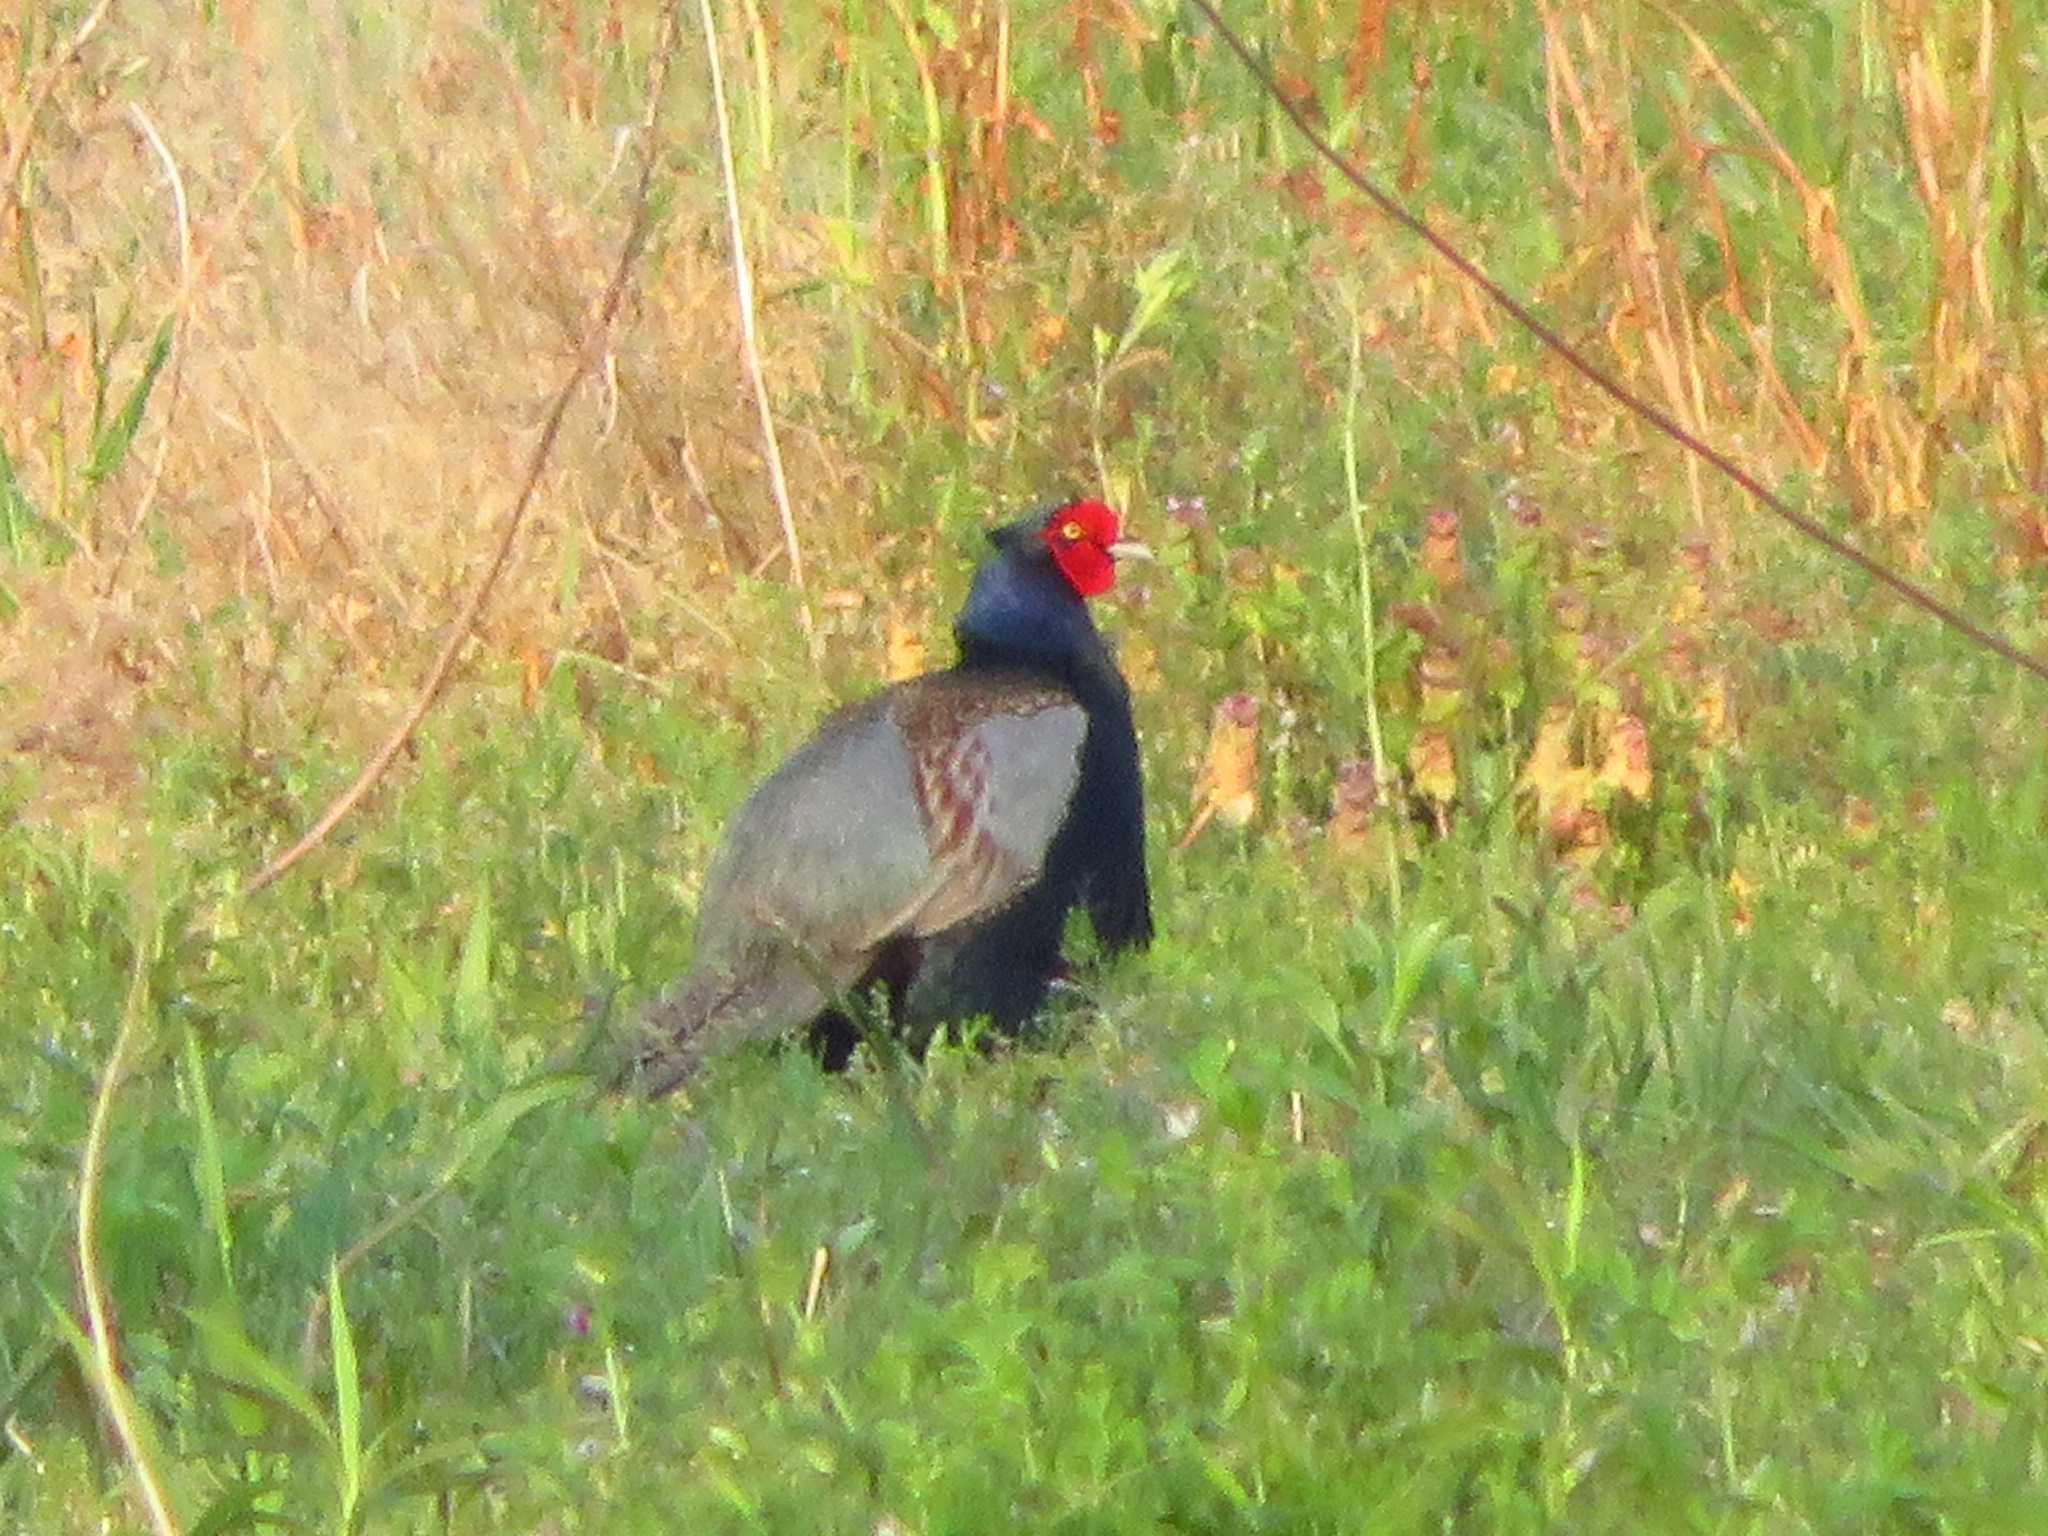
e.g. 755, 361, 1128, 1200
1182, 0, 2048, 690
245, 8, 684, 895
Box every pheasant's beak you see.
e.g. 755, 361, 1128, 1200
1108, 538, 1154, 564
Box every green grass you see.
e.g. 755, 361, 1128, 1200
8, 661, 2048, 1532
6, 0, 2048, 1531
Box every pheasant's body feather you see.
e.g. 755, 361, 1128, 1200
634, 503, 1151, 1096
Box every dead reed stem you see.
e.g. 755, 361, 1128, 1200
698, 0, 816, 648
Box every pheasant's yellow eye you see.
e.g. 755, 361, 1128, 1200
1061, 521, 1084, 542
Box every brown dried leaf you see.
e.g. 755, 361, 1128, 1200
884, 610, 927, 682
1598, 712, 1651, 800
1010, 99, 1055, 145
1714, 1175, 1752, 1219
1940, 998, 1980, 1041
1418, 640, 1465, 723
1345, 0, 1390, 98
2004, 1121, 2048, 1201
1408, 727, 1456, 808
1387, 602, 1446, 642
1224, 548, 1266, 589
518, 642, 549, 712
1030, 311, 1067, 366
1555, 803, 1610, 867
1694, 673, 1732, 743
1842, 795, 1879, 844
1186, 693, 1260, 839
1325, 757, 1380, 851
1516, 705, 1579, 811
1420, 507, 1464, 588
1517, 704, 1611, 859
1728, 869, 1755, 933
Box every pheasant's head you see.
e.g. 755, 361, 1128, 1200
1035, 499, 1151, 598
962, 500, 1152, 675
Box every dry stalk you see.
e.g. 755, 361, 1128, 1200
1894, 1, 1999, 417
1345, 0, 1391, 100
2001, 71, 2046, 493
212, 348, 413, 617
245, 403, 283, 602
698, 0, 816, 648
1, 0, 116, 210
1607, 15, 1714, 527
1640, 0, 1936, 529
990, 0, 1014, 254
1183, 0, 2048, 690
1668, 99, 1827, 471
1537, 0, 1600, 204
1542, 4, 1716, 523
244, 7, 684, 895
802, 1244, 830, 1321
882, 0, 975, 367
94, 106, 193, 606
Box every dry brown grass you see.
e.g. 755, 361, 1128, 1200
1533, 0, 2047, 561
3, 1, 862, 835
3, 0, 2044, 849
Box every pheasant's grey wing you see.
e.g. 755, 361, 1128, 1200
636, 698, 937, 1092
695, 698, 941, 953
635, 680, 1089, 1096
901, 699, 1088, 934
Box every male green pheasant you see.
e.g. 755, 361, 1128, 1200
632, 500, 1153, 1095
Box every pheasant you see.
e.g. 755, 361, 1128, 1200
631, 500, 1153, 1096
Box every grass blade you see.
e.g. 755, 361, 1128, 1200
453, 891, 494, 1034
186, 1303, 332, 1445
0, 441, 74, 564
327, 1262, 362, 1532
180, 1029, 234, 1294
85, 315, 174, 487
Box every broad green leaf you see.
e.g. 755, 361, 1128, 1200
1116, 248, 1187, 360
442, 1074, 582, 1187
186, 1478, 293, 1536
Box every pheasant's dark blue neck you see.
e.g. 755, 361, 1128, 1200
954, 549, 1109, 687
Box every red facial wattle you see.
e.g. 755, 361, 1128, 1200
1042, 500, 1123, 598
